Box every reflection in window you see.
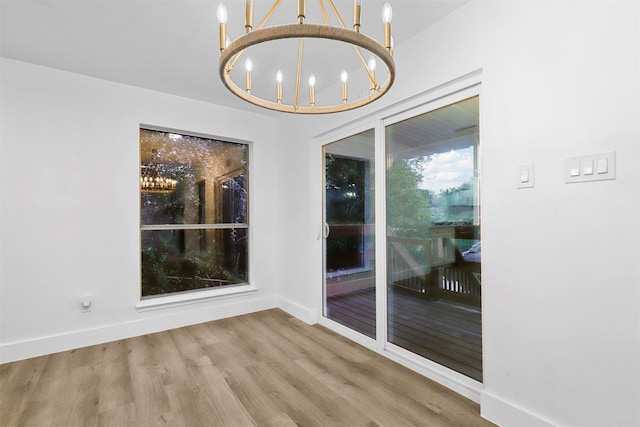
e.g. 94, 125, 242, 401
325, 155, 368, 272
323, 129, 376, 339
140, 128, 248, 298
386, 96, 482, 381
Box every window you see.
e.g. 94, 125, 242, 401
140, 128, 248, 299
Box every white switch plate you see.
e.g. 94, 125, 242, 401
516, 164, 535, 189
565, 151, 616, 183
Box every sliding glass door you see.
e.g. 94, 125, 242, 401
323, 129, 376, 338
386, 96, 482, 381
320, 94, 481, 382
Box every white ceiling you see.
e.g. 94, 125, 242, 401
0, 0, 468, 116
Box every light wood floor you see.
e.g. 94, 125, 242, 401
0, 309, 494, 426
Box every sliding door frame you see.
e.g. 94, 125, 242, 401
317, 120, 380, 351
315, 71, 483, 403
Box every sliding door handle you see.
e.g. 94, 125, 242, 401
323, 222, 330, 238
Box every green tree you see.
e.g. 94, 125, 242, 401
325, 155, 369, 271
387, 157, 431, 238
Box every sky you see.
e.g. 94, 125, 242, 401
419, 146, 474, 193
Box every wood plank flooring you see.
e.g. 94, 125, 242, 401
0, 309, 493, 426
327, 287, 483, 382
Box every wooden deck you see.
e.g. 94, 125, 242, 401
327, 287, 482, 382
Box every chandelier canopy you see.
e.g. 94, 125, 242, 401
217, 0, 395, 114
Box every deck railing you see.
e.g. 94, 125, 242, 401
388, 236, 430, 294
435, 263, 481, 308
388, 228, 481, 307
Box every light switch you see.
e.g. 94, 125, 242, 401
570, 161, 580, 177
517, 164, 535, 189
565, 151, 615, 183
597, 158, 608, 174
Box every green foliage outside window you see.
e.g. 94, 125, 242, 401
387, 157, 431, 239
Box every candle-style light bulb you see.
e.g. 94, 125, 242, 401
367, 55, 377, 72
367, 55, 377, 91
308, 73, 316, 106
382, 2, 392, 23
340, 69, 349, 84
340, 69, 348, 103
216, 3, 228, 51
382, 2, 392, 51
353, 0, 362, 32
216, 3, 228, 24
245, 57, 253, 93
276, 69, 283, 104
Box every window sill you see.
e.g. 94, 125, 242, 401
136, 283, 257, 312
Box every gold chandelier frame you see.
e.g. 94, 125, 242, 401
218, 1, 396, 114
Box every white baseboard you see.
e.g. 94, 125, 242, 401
481, 389, 557, 427
277, 296, 319, 325
384, 343, 483, 404
0, 295, 277, 364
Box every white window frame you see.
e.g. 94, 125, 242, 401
137, 125, 255, 311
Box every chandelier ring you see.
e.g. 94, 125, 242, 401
219, 24, 395, 114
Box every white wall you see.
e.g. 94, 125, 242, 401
1, 1, 639, 426
276, 1, 640, 426
0, 58, 280, 362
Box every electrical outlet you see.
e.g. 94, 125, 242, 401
80, 296, 92, 312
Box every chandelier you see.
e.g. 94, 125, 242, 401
216, 0, 395, 114
140, 149, 178, 194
